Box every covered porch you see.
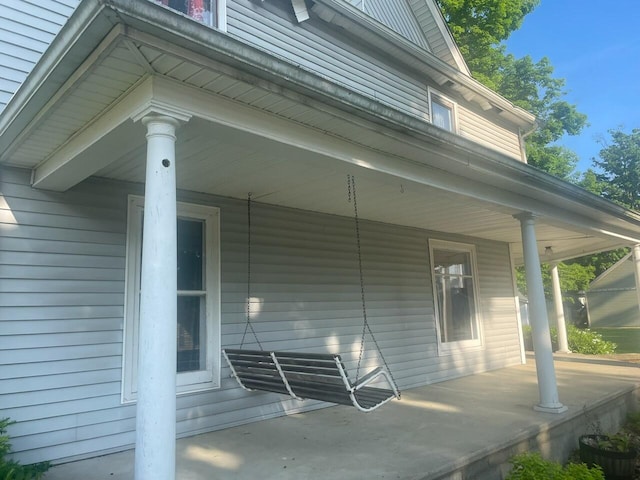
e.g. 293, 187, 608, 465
44, 355, 640, 480
3, 1, 640, 476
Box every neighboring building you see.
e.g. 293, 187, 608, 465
586, 253, 640, 327
2, 0, 640, 476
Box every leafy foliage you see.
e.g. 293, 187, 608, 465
516, 262, 595, 302
436, 0, 539, 89
436, 0, 588, 181
593, 128, 640, 210
522, 325, 617, 355
506, 452, 604, 480
0, 419, 50, 480
561, 326, 617, 355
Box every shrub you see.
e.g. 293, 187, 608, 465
521, 325, 616, 355
506, 452, 604, 480
0, 418, 50, 480
626, 411, 640, 435
562, 325, 616, 354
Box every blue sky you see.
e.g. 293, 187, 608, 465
504, 0, 640, 173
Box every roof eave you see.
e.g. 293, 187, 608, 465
310, 0, 535, 129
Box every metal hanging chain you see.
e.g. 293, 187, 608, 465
348, 175, 400, 395
240, 193, 264, 350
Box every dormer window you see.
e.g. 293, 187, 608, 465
429, 90, 457, 133
153, 0, 225, 28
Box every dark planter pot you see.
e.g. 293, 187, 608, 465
579, 434, 638, 480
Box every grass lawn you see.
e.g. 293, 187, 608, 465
592, 327, 640, 353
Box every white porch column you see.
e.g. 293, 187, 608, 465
633, 245, 640, 315
134, 114, 182, 480
550, 263, 570, 353
515, 213, 567, 413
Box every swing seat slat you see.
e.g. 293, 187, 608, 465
223, 348, 400, 412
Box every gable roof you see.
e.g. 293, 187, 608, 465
340, 0, 471, 74
589, 252, 634, 289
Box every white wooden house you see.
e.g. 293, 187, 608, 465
2, 0, 640, 477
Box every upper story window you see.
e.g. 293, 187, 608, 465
153, 0, 226, 29
429, 89, 457, 133
429, 240, 482, 353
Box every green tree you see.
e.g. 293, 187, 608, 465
516, 262, 594, 301
593, 128, 640, 210
578, 168, 607, 197
437, 0, 588, 181
436, 0, 539, 89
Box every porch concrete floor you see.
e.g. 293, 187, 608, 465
44, 357, 639, 480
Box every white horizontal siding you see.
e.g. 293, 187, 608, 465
227, 0, 432, 121
363, 0, 429, 49
0, 0, 79, 113
587, 289, 640, 328
2, 166, 521, 464
458, 105, 523, 160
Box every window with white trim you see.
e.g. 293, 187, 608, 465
429, 240, 482, 352
429, 90, 457, 132
152, 0, 227, 29
122, 196, 221, 403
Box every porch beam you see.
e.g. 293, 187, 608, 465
515, 212, 567, 414
134, 111, 189, 480
550, 262, 570, 353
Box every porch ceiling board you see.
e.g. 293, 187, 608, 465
7, 41, 147, 168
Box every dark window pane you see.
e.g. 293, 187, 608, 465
177, 295, 205, 372
177, 218, 204, 291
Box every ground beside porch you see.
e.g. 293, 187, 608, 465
43, 356, 639, 480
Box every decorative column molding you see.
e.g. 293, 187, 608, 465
514, 213, 567, 413
134, 111, 189, 480
550, 262, 570, 353
633, 244, 640, 316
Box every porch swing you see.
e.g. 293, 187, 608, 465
222, 175, 401, 412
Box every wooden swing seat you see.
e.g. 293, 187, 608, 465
223, 349, 400, 412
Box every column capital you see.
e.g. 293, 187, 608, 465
513, 211, 538, 223
131, 103, 192, 125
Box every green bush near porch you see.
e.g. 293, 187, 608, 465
522, 325, 617, 355
506, 452, 604, 480
1, 418, 50, 480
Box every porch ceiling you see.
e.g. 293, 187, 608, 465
1, 2, 639, 266
90, 116, 623, 265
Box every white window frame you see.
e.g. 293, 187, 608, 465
122, 195, 221, 403
151, 0, 227, 31
429, 239, 483, 355
428, 88, 458, 133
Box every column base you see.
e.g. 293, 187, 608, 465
534, 403, 568, 414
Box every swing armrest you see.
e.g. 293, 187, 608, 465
352, 366, 386, 390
